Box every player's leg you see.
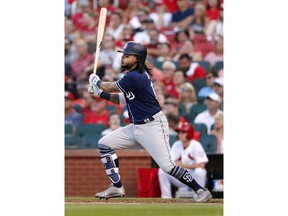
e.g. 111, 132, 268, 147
96, 124, 140, 199
136, 115, 212, 202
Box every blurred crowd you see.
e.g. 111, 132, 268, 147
65, 0, 224, 153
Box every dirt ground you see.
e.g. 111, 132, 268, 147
65, 198, 223, 204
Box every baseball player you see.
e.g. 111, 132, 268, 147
158, 122, 209, 199
87, 41, 212, 202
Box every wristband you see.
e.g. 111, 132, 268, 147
96, 80, 102, 88
99, 91, 110, 100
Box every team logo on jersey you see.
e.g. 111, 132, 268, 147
126, 91, 135, 100
183, 172, 193, 182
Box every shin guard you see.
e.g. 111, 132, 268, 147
98, 144, 121, 186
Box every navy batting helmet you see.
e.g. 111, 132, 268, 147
176, 122, 195, 140
117, 41, 147, 61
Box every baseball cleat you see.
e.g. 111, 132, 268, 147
95, 184, 125, 200
194, 188, 212, 203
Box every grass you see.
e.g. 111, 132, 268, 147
65, 198, 223, 216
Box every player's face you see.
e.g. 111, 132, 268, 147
121, 54, 137, 69
178, 131, 188, 142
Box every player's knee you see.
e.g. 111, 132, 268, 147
158, 163, 174, 174
98, 136, 109, 146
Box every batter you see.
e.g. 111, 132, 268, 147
88, 41, 212, 202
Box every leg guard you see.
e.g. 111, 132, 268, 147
98, 144, 121, 184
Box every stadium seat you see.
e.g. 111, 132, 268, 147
192, 78, 207, 95
153, 60, 163, 70
160, 26, 175, 44
189, 104, 207, 122
213, 61, 223, 73
200, 134, 217, 154
169, 134, 178, 147
137, 168, 161, 198
81, 133, 102, 148
65, 134, 82, 149
106, 105, 117, 112
197, 96, 206, 104
195, 61, 211, 73
76, 123, 107, 137
65, 124, 74, 135
191, 123, 208, 138
73, 104, 82, 113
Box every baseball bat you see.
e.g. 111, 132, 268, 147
93, 7, 107, 75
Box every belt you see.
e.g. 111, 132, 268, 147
134, 111, 163, 125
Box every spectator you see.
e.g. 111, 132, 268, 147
206, 0, 222, 21
158, 122, 209, 199
123, 1, 149, 28
71, 0, 93, 31
212, 77, 223, 110
173, 39, 203, 62
171, 29, 202, 62
166, 113, 180, 135
153, 81, 167, 98
70, 39, 95, 82
65, 17, 76, 42
171, 0, 194, 31
178, 54, 206, 83
198, 71, 217, 98
115, 24, 135, 49
155, 42, 173, 63
194, 92, 223, 133
82, 97, 109, 126
146, 28, 167, 58
209, 112, 223, 154
162, 0, 179, 13
204, 36, 223, 68
98, 34, 122, 81
172, 69, 187, 99
106, 11, 125, 40
163, 97, 186, 123
94, 0, 117, 26
65, 36, 78, 75
81, 10, 98, 44
133, 18, 168, 45
170, 28, 190, 58
149, 0, 172, 30
145, 55, 165, 82
178, 82, 198, 122
65, 91, 83, 130
161, 61, 176, 97
101, 112, 122, 136
189, 2, 209, 36
81, 91, 94, 116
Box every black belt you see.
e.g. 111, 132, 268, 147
134, 116, 155, 125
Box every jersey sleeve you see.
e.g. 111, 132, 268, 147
116, 72, 139, 93
193, 140, 209, 164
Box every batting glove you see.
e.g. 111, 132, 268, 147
88, 84, 103, 96
89, 74, 100, 86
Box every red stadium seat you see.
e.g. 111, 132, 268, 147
137, 168, 161, 197
160, 26, 175, 44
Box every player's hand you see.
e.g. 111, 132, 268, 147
89, 74, 100, 86
88, 84, 103, 96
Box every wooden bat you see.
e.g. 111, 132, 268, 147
93, 7, 107, 75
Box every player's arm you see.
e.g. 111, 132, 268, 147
88, 84, 126, 105
171, 15, 194, 29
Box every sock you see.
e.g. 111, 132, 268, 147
169, 165, 204, 192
